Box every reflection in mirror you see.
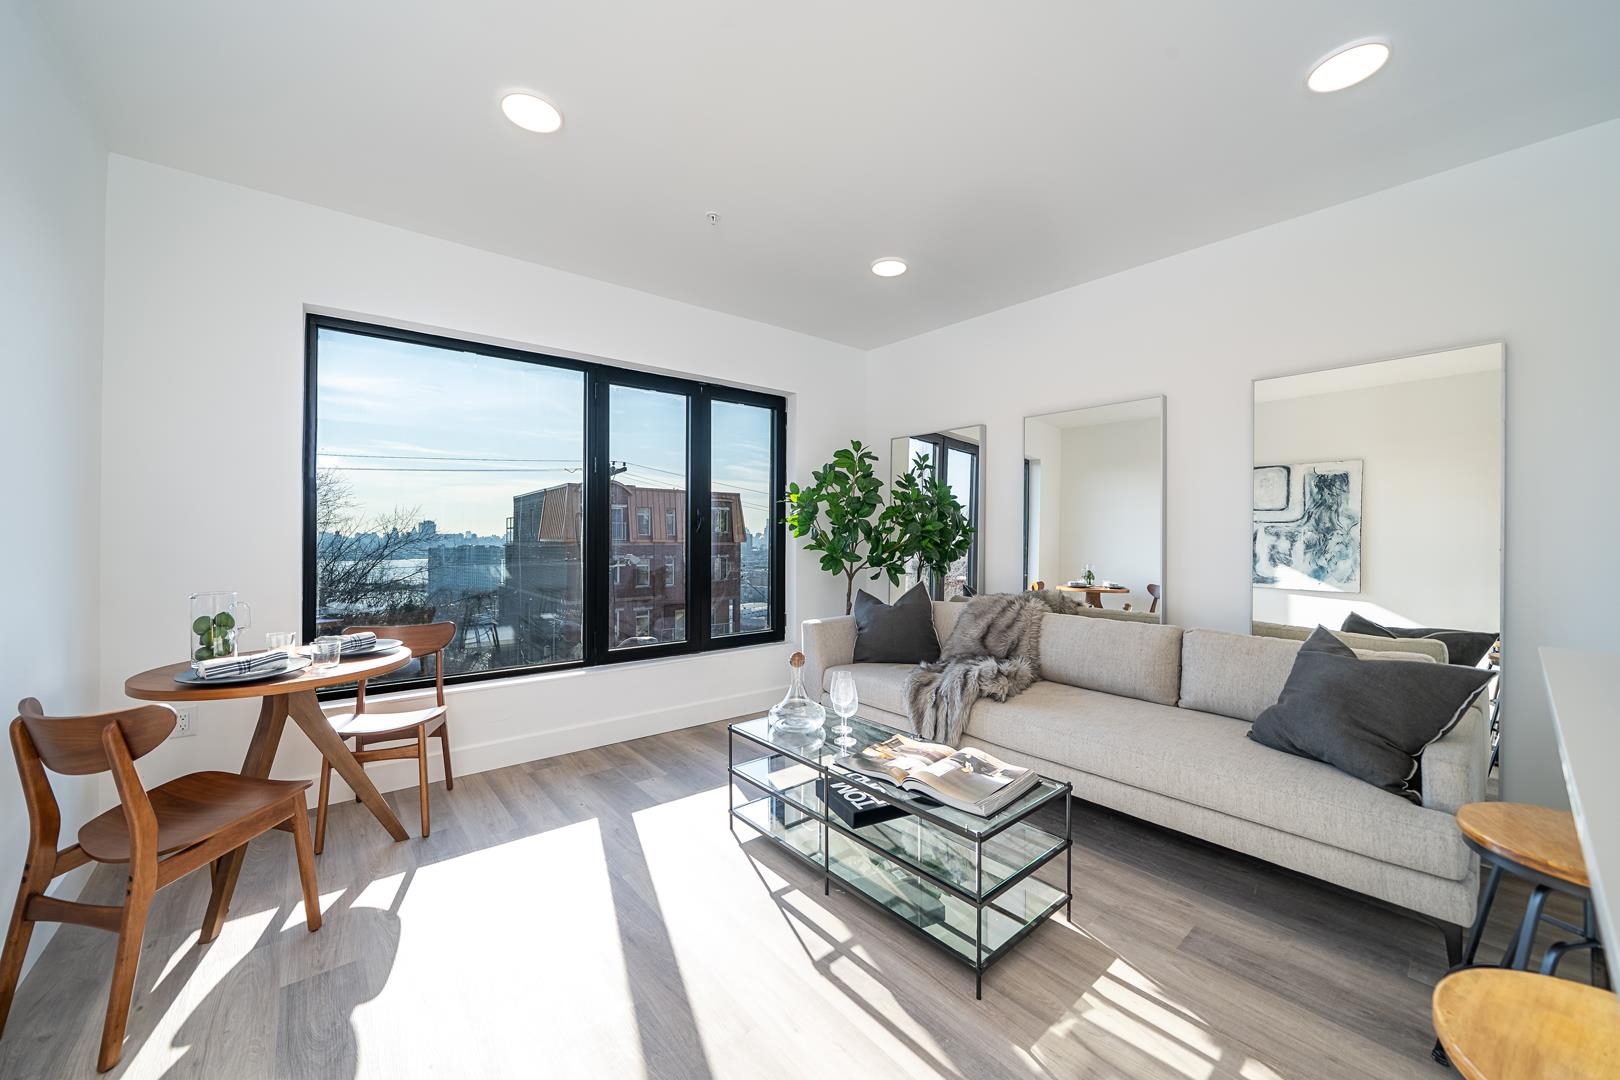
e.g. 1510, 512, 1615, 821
1022, 397, 1165, 622
1251, 343, 1503, 666
889, 426, 984, 600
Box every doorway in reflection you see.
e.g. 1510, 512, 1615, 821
1023, 397, 1164, 622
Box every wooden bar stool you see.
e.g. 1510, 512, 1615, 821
0, 698, 321, 1072
1454, 803, 1606, 980
314, 622, 456, 853
1433, 968, 1620, 1078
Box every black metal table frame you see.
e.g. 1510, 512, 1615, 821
1459, 834, 1607, 979
1431, 831, 1610, 1067
727, 722, 1073, 999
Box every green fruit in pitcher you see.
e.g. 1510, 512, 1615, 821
192, 615, 212, 635
214, 611, 236, 630
194, 646, 213, 661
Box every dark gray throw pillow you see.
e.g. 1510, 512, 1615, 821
852, 585, 940, 664
1249, 627, 1495, 802
1340, 611, 1497, 668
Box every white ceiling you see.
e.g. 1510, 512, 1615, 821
41, 2, 1620, 348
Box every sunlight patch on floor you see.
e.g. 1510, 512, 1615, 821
122, 906, 280, 1080
1105, 956, 1207, 1023
632, 784, 970, 1080
1026, 954, 1231, 1080
366, 818, 647, 1080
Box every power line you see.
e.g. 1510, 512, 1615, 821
329, 466, 582, 474
320, 453, 580, 463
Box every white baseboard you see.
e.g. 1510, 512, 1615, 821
311, 686, 775, 805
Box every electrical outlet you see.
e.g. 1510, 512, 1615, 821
172, 708, 196, 738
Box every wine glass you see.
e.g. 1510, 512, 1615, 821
829, 670, 859, 749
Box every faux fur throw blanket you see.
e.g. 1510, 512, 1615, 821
904, 590, 1085, 744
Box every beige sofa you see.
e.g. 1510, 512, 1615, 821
1252, 619, 1450, 662
801, 603, 1488, 955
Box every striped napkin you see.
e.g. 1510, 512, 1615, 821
194, 648, 294, 680
339, 632, 379, 655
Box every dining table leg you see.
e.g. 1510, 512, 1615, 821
285, 690, 409, 843
201, 696, 288, 943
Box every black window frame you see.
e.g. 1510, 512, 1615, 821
905, 432, 981, 598
303, 314, 787, 695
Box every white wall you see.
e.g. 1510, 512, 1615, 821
1253, 370, 1502, 635
99, 156, 864, 797
1059, 417, 1163, 604
865, 120, 1620, 810
0, 0, 107, 973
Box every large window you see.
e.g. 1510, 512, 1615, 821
304, 316, 786, 689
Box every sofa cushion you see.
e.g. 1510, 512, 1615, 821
822, 663, 914, 719
1179, 628, 1438, 722
1253, 619, 1449, 662
852, 585, 939, 664
1250, 628, 1495, 802
1038, 613, 1183, 706
1341, 611, 1498, 668
965, 681, 1469, 880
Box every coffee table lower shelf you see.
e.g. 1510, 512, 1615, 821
728, 782, 1070, 999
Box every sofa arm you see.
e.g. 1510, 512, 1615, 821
1421, 700, 1489, 815
800, 615, 856, 703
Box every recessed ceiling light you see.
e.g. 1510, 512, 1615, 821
871, 258, 908, 278
500, 92, 563, 133
1307, 41, 1390, 93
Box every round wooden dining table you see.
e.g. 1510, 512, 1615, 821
124, 648, 412, 943
1055, 583, 1132, 608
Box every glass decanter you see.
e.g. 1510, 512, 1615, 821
768, 652, 826, 734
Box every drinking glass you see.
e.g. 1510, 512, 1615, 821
266, 632, 299, 654
829, 670, 859, 749
311, 635, 343, 670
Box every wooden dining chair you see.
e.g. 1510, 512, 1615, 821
314, 622, 456, 853
1146, 584, 1161, 614
0, 698, 320, 1072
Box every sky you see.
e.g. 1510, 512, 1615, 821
316, 328, 772, 536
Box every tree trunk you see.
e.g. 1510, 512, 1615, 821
844, 571, 856, 615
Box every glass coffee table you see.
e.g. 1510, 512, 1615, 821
728, 714, 1072, 998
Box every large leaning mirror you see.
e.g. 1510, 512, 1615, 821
1022, 397, 1165, 622
1251, 343, 1503, 665
889, 426, 984, 600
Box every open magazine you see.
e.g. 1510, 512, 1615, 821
838, 734, 1041, 818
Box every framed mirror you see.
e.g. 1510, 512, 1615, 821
1251, 343, 1503, 663
890, 425, 984, 600
1022, 397, 1165, 622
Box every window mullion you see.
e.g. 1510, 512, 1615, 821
584, 370, 610, 663
689, 388, 712, 652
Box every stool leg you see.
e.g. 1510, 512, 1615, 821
1461, 863, 1504, 968
1509, 885, 1550, 970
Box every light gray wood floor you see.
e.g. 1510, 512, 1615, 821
0, 718, 1596, 1079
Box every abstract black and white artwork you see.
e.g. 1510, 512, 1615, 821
1252, 459, 1362, 592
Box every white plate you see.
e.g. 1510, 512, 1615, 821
175, 655, 313, 686
340, 637, 403, 657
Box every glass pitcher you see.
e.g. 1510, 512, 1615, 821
768, 651, 826, 734
190, 590, 252, 662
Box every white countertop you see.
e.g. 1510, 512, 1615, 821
1540, 646, 1619, 994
